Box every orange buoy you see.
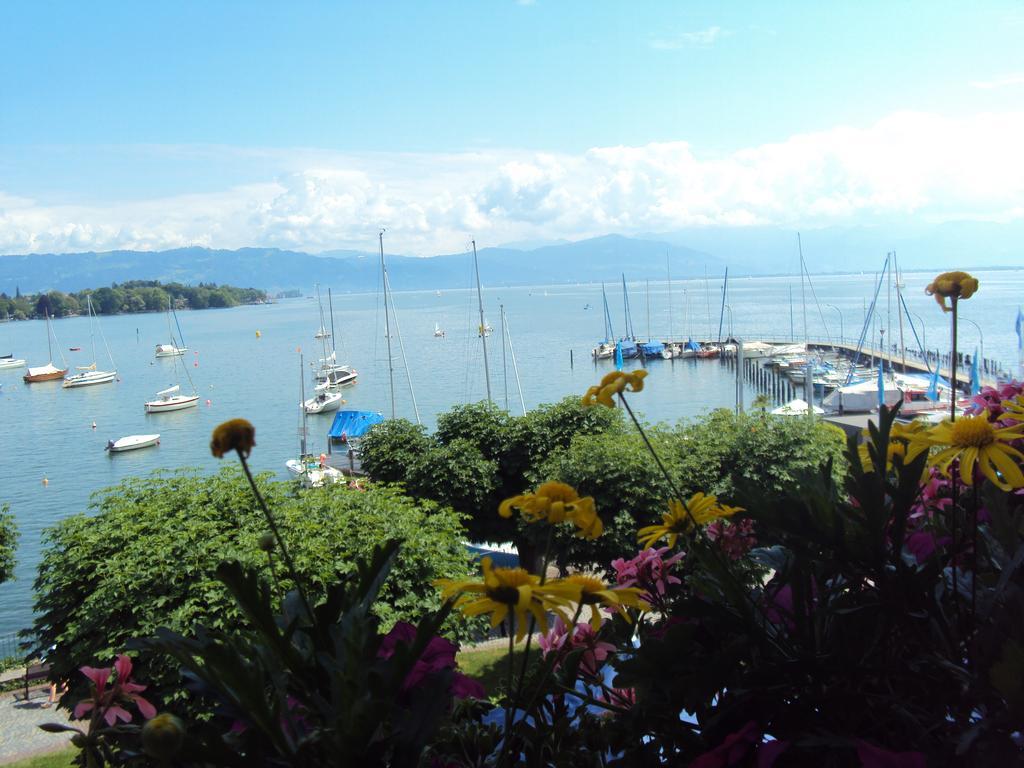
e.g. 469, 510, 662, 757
42, 477, 49, 486
256, 330, 262, 338
206, 399, 212, 406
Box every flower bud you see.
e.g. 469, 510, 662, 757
210, 418, 256, 458
141, 713, 185, 760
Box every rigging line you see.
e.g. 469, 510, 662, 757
501, 304, 509, 410
505, 309, 527, 416
898, 290, 931, 373
171, 298, 187, 349
383, 270, 421, 425
797, 233, 808, 344
379, 231, 396, 419
844, 254, 891, 385
799, 252, 834, 349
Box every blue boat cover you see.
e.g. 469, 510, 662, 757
328, 410, 384, 441
640, 341, 665, 355
685, 339, 701, 352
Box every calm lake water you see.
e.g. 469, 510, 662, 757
1, 269, 1021, 637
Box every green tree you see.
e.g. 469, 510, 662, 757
32, 469, 475, 715
0, 504, 17, 585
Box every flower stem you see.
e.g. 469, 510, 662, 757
238, 453, 315, 623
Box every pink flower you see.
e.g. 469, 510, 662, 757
73, 654, 156, 726
539, 618, 615, 678
598, 687, 636, 709
612, 547, 684, 601
706, 519, 757, 560
378, 621, 484, 700
855, 740, 927, 768
691, 721, 761, 768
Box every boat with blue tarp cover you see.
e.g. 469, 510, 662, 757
327, 410, 385, 445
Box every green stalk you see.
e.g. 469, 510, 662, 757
238, 453, 315, 623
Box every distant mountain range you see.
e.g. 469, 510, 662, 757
0, 235, 719, 295
2, 221, 1020, 295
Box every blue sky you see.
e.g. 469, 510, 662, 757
1, 1, 1023, 254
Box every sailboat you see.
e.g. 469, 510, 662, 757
154, 299, 188, 358
145, 310, 199, 412
287, 353, 345, 487
62, 295, 117, 388
478, 320, 493, 338
23, 311, 69, 383
434, 322, 445, 338
618, 275, 639, 359
0, 314, 25, 369
591, 284, 616, 360
312, 287, 358, 389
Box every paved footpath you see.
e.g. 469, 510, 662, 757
0, 688, 74, 765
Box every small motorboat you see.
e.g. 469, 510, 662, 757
106, 434, 161, 453
69, 347, 81, 352
0, 357, 25, 370
303, 390, 344, 415
154, 343, 186, 358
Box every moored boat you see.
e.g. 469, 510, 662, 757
106, 434, 160, 453
304, 390, 344, 414
154, 343, 186, 358
24, 311, 68, 383
145, 384, 199, 413
0, 357, 25, 370
63, 367, 117, 388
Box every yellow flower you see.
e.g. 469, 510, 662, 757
925, 271, 979, 312
637, 492, 744, 549
1002, 394, 1024, 420
435, 557, 580, 640
499, 482, 603, 539
562, 574, 647, 628
582, 369, 648, 408
141, 713, 186, 760
210, 419, 256, 459
857, 420, 929, 473
908, 415, 1024, 490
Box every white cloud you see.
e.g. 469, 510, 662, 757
650, 26, 724, 50
2, 110, 1024, 255
969, 73, 1024, 89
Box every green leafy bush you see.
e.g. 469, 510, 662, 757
0, 503, 17, 585
31, 469, 475, 714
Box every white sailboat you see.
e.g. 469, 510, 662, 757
0, 315, 25, 369
434, 322, 444, 338
63, 295, 117, 388
312, 286, 358, 389
287, 353, 344, 486
155, 297, 188, 357
145, 383, 200, 413
303, 389, 344, 414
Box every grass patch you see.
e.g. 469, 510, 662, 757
458, 641, 543, 698
5, 749, 76, 768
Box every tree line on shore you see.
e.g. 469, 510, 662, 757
0, 280, 268, 320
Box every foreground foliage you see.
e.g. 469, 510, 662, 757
0, 502, 17, 585
32, 469, 475, 718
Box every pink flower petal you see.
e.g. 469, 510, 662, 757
79, 666, 109, 691
73, 700, 95, 719
132, 694, 157, 720
103, 704, 133, 727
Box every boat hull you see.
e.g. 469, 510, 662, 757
0, 358, 25, 369
63, 370, 116, 388
107, 434, 160, 452
304, 393, 344, 414
23, 366, 68, 383
145, 395, 200, 413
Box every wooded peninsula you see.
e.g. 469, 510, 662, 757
0, 280, 268, 319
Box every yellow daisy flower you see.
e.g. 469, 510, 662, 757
435, 557, 580, 640
562, 574, 647, 628
924, 271, 979, 312
499, 482, 603, 539
908, 415, 1024, 490
637, 493, 744, 549
857, 420, 929, 473
1002, 394, 1024, 420
581, 369, 648, 408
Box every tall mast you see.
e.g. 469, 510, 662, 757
379, 230, 396, 418
798, 233, 808, 344
45, 309, 53, 363
666, 253, 674, 342
501, 303, 509, 410
717, 268, 728, 346
895, 252, 906, 372
472, 239, 492, 403
299, 353, 307, 456
328, 287, 337, 360
646, 279, 651, 341
316, 284, 329, 362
